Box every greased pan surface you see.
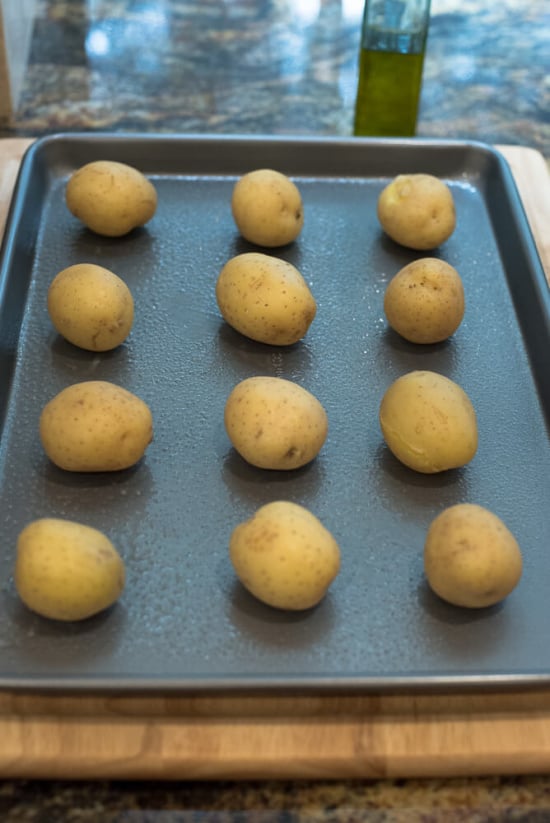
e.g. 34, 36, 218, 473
0, 134, 548, 692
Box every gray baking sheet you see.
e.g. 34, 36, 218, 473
0, 134, 549, 693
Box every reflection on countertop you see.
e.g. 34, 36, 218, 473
0, 0, 550, 819
1, 0, 549, 157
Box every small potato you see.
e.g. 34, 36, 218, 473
47, 263, 134, 351
15, 518, 125, 621
377, 173, 456, 250
231, 168, 304, 247
216, 252, 316, 346
384, 258, 465, 344
40, 380, 153, 472
230, 501, 341, 610
379, 370, 477, 473
65, 160, 157, 237
424, 503, 523, 608
224, 376, 327, 470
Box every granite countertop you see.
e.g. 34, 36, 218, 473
1, 0, 549, 157
3, 774, 550, 820
1, 0, 550, 818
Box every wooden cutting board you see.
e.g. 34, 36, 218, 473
0, 139, 549, 780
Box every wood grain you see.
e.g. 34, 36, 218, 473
0, 139, 549, 780
498, 145, 550, 280
0, 137, 32, 234
3, 689, 550, 779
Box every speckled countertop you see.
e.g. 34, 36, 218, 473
1, 0, 549, 157
3, 775, 550, 820
1, 0, 550, 818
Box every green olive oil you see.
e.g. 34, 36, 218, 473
353, 46, 425, 137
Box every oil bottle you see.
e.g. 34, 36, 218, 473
353, 0, 431, 137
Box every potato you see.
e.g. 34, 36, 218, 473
424, 503, 523, 608
230, 501, 340, 610
231, 168, 304, 247
216, 252, 316, 346
65, 160, 157, 237
379, 370, 477, 473
39, 380, 153, 472
47, 263, 134, 351
224, 376, 327, 470
384, 258, 465, 344
377, 173, 456, 250
14, 518, 125, 621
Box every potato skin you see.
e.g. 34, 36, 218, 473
224, 376, 328, 470
39, 380, 153, 472
384, 258, 465, 344
15, 518, 125, 621
231, 168, 304, 247
230, 501, 341, 610
377, 173, 456, 250
379, 370, 477, 473
47, 263, 134, 351
216, 252, 316, 346
65, 160, 157, 237
424, 503, 523, 608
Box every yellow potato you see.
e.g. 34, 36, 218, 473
231, 168, 304, 247
216, 252, 316, 346
224, 376, 327, 470
40, 380, 153, 472
379, 370, 477, 473
47, 263, 134, 351
384, 258, 465, 344
424, 503, 523, 608
15, 518, 125, 621
377, 173, 456, 250
230, 501, 340, 610
65, 160, 157, 237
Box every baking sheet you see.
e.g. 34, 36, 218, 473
0, 133, 548, 693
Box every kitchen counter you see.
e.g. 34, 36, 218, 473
0, 0, 550, 819
3, 774, 550, 820
0, 0, 548, 158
